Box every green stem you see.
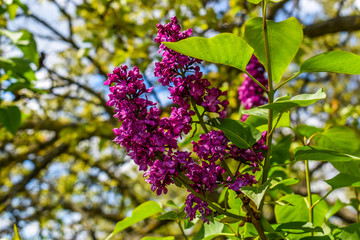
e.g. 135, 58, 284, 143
268, 113, 283, 137
261, 0, 274, 189
311, 189, 333, 209
176, 176, 245, 221
191, 98, 209, 133
244, 70, 268, 93
177, 220, 189, 240
222, 161, 235, 181
305, 159, 313, 235
274, 72, 301, 91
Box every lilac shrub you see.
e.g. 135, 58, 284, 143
105, 16, 267, 223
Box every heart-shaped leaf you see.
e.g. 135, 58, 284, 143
244, 17, 303, 83
163, 33, 254, 71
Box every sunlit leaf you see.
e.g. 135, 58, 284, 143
338, 223, 360, 240
314, 126, 360, 154
105, 201, 163, 240
294, 146, 360, 162
275, 194, 328, 227
241, 179, 272, 208
209, 118, 261, 149
300, 51, 360, 75
260, 88, 326, 113
244, 17, 303, 83
164, 33, 254, 71
325, 173, 360, 189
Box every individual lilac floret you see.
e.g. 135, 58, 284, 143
238, 55, 268, 121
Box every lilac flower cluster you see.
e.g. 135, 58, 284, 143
238, 55, 268, 121
105, 17, 269, 224
105, 65, 193, 195
155, 16, 228, 119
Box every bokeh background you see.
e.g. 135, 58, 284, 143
1, 0, 360, 239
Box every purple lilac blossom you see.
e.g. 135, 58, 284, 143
238, 55, 268, 121
105, 17, 269, 224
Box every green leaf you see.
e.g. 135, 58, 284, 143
202, 233, 235, 240
299, 236, 331, 240
260, 89, 326, 113
228, 190, 244, 215
1, 58, 36, 81
0, 30, 39, 67
244, 222, 258, 238
295, 125, 323, 139
325, 199, 346, 220
0, 56, 16, 66
275, 222, 323, 234
314, 126, 360, 154
105, 201, 163, 240
7, 3, 18, 20
338, 223, 360, 240
157, 211, 179, 220
209, 118, 261, 149
325, 173, 360, 190
203, 220, 224, 236
271, 135, 292, 164
300, 51, 360, 75
16, 31, 39, 67
247, 0, 261, 3
270, 177, 299, 189
241, 179, 272, 208
331, 160, 360, 177
0, 29, 23, 43
244, 17, 303, 83
294, 146, 360, 162
0, 106, 22, 135
275, 194, 328, 227
242, 108, 269, 119
13, 225, 21, 240
141, 237, 175, 240
163, 33, 253, 71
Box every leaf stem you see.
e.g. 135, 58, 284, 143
274, 72, 301, 91
244, 70, 268, 93
222, 161, 235, 181
268, 113, 283, 137
311, 189, 333, 209
305, 159, 313, 236
191, 98, 209, 133
177, 220, 189, 240
261, 0, 274, 194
